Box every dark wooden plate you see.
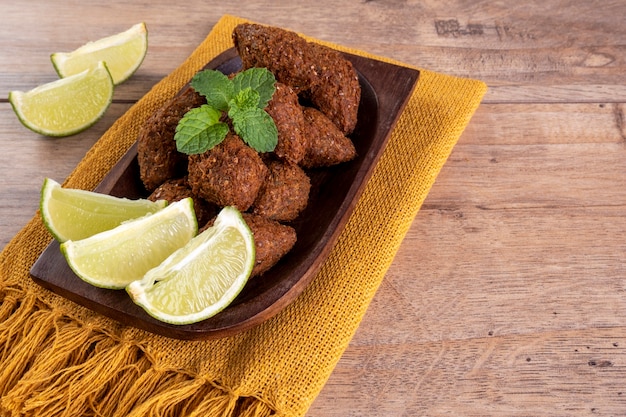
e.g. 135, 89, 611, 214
30, 47, 419, 340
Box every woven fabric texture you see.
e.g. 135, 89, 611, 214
0, 15, 487, 417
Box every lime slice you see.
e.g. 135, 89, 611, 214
126, 206, 255, 325
61, 198, 198, 289
8, 61, 114, 137
51, 22, 148, 85
40, 177, 167, 243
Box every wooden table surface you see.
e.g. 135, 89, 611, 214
2, 1, 625, 415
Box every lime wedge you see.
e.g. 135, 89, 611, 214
61, 198, 198, 289
40, 177, 167, 243
126, 206, 255, 325
51, 22, 148, 85
8, 61, 114, 137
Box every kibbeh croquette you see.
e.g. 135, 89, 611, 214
300, 107, 356, 168
233, 23, 314, 94
252, 159, 310, 222
135, 23, 362, 279
187, 133, 268, 212
233, 23, 360, 134
242, 213, 297, 277
264, 82, 308, 164
306, 42, 360, 135
138, 86, 206, 191
147, 177, 217, 226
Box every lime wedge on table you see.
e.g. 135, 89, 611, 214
51, 22, 148, 85
61, 198, 197, 289
40, 177, 167, 242
126, 206, 255, 325
8, 61, 114, 137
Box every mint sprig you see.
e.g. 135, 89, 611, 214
232, 68, 276, 109
190, 70, 233, 112
231, 107, 278, 153
174, 68, 278, 155
174, 105, 229, 154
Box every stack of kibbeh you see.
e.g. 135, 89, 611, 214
137, 23, 361, 278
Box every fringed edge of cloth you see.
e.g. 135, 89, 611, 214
0, 288, 276, 417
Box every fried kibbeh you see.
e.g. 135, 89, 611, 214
233, 23, 314, 94
187, 133, 268, 212
243, 213, 297, 277
300, 107, 357, 168
233, 23, 360, 134
147, 177, 189, 202
265, 82, 308, 164
252, 159, 310, 222
148, 177, 217, 226
131, 23, 363, 282
138, 86, 206, 191
306, 42, 360, 135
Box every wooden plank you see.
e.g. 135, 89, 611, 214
308, 127, 626, 416
310, 328, 626, 416
430, 142, 626, 208
2, 1, 624, 104
465, 103, 626, 145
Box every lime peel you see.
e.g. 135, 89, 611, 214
9, 61, 114, 137
127, 206, 255, 325
61, 198, 197, 290
40, 177, 167, 242
51, 22, 148, 85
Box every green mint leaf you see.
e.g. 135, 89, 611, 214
228, 88, 260, 119
177, 67, 278, 154
174, 105, 229, 154
190, 70, 233, 111
232, 68, 276, 109
232, 107, 278, 153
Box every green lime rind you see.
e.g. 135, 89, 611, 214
40, 177, 167, 243
9, 62, 114, 137
61, 198, 197, 290
126, 206, 255, 325
51, 22, 148, 85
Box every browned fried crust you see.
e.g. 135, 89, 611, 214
300, 107, 357, 168
187, 133, 268, 212
252, 159, 311, 222
147, 177, 218, 227
264, 82, 308, 164
306, 43, 360, 135
241, 213, 297, 277
233, 23, 360, 135
137, 87, 206, 191
233, 24, 314, 94
147, 177, 189, 202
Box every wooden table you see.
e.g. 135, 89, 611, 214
2, 1, 625, 415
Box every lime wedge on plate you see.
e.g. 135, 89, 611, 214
40, 177, 167, 242
126, 206, 255, 325
61, 198, 197, 289
51, 22, 148, 85
8, 61, 114, 137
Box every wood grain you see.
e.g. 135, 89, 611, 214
1, 0, 625, 415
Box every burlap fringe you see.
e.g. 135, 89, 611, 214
0, 289, 275, 417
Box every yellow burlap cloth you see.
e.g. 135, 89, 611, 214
0, 15, 486, 417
